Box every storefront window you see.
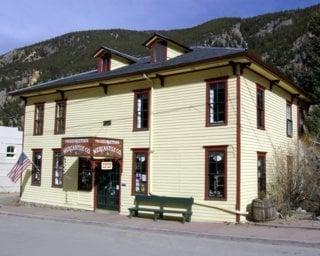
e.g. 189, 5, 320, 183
31, 149, 42, 186
78, 158, 92, 191
52, 149, 63, 188
205, 146, 227, 200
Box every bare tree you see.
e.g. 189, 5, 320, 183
269, 139, 320, 217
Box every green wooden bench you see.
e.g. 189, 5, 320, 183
128, 194, 194, 223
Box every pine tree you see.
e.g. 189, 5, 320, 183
298, 13, 320, 139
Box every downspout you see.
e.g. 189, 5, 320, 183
235, 64, 241, 223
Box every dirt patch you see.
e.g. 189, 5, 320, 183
250, 212, 320, 229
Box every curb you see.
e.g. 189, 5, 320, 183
252, 222, 320, 231
0, 210, 320, 249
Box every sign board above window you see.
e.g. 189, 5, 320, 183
61, 137, 122, 159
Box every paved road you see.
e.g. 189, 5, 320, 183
0, 215, 319, 256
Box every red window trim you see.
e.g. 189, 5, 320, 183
256, 84, 265, 130
54, 99, 67, 135
150, 40, 167, 63
205, 77, 228, 127
51, 148, 64, 188
257, 152, 267, 195
33, 102, 45, 136
286, 101, 293, 138
133, 89, 151, 132
204, 145, 228, 201
131, 148, 149, 196
97, 56, 111, 72
31, 148, 42, 186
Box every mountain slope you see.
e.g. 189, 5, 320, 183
0, 4, 319, 127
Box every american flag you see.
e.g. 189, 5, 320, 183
7, 152, 32, 183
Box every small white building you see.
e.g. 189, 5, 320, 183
0, 126, 22, 193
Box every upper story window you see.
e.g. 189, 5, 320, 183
298, 107, 304, 136
34, 103, 44, 135
6, 146, 15, 158
151, 41, 167, 63
205, 146, 227, 200
133, 89, 150, 131
52, 149, 64, 188
31, 149, 42, 186
54, 100, 67, 134
257, 85, 265, 129
286, 102, 293, 137
132, 149, 149, 195
206, 79, 227, 126
97, 56, 110, 72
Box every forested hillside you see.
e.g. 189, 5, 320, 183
0, 4, 319, 134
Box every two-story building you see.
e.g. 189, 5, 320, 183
9, 34, 311, 222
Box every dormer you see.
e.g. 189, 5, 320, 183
143, 33, 192, 63
93, 47, 138, 73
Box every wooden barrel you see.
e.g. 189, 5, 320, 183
252, 199, 265, 222
263, 199, 277, 221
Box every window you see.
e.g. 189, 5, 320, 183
31, 149, 42, 186
97, 56, 110, 72
34, 103, 44, 135
151, 41, 167, 63
78, 158, 92, 191
206, 79, 227, 126
257, 85, 265, 129
52, 149, 63, 188
54, 100, 66, 134
205, 146, 227, 200
298, 107, 304, 136
132, 149, 148, 195
133, 89, 150, 131
257, 152, 266, 195
6, 146, 15, 158
286, 102, 293, 137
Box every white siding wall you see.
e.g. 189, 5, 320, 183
166, 43, 185, 60
22, 66, 239, 222
110, 56, 128, 70
240, 70, 298, 221
0, 126, 22, 193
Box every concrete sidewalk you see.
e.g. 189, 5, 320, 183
0, 203, 319, 248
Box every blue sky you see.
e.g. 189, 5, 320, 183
0, 0, 319, 54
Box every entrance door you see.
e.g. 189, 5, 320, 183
97, 161, 120, 210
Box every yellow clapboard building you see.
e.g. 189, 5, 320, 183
9, 34, 312, 222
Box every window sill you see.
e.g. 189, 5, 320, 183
52, 185, 63, 188
33, 134, 43, 136
132, 128, 149, 132
206, 122, 227, 127
205, 197, 227, 201
257, 127, 265, 130
54, 132, 65, 135
31, 183, 41, 186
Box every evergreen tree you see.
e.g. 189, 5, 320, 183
298, 13, 320, 139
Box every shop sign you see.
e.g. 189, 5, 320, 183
101, 161, 113, 170
62, 137, 123, 158
62, 138, 91, 157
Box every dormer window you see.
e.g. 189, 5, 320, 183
97, 56, 110, 72
143, 33, 192, 63
151, 41, 167, 63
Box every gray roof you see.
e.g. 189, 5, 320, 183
9, 47, 246, 96
95, 46, 139, 63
